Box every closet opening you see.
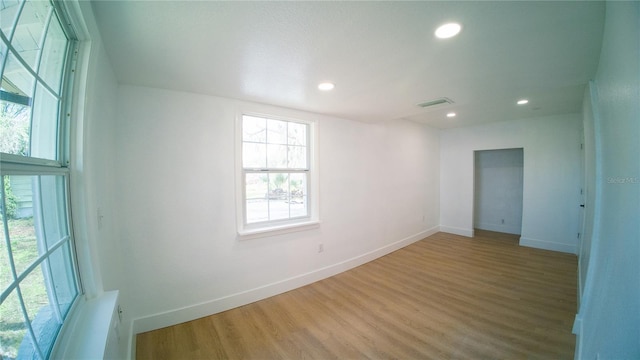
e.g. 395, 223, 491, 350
473, 148, 524, 235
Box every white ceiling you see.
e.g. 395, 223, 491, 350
91, 1, 604, 129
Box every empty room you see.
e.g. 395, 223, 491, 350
0, 1, 638, 359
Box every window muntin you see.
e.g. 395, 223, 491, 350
1, 1, 79, 359
242, 115, 311, 226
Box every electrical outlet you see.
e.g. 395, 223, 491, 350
318, 244, 324, 253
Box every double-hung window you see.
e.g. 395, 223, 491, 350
1, 1, 79, 359
240, 114, 316, 233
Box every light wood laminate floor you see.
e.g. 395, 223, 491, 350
137, 230, 578, 359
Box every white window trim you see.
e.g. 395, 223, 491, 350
235, 109, 320, 239
0, 0, 85, 357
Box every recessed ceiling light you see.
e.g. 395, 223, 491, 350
517, 99, 529, 105
446, 112, 457, 118
435, 23, 462, 39
318, 82, 335, 91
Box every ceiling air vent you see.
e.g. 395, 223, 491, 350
417, 97, 454, 108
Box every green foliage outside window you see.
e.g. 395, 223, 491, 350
0, 102, 30, 157
2, 177, 19, 220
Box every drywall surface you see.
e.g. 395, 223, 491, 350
112, 85, 440, 335
575, 2, 640, 359
474, 148, 524, 235
440, 114, 582, 253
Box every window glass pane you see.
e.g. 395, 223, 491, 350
1, 40, 7, 73
38, 13, 66, 94
245, 173, 267, 200
246, 199, 268, 224
266, 119, 287, 145
245, 173, 268, 224
268, 173, 289, 220
29, 83, 58, 160
289, 173, 307, 198
2, 51, 36, 96
290, 196, 308, 218
4, 175, 72, 270
4, 184, 39, 277
1, 52, 35, 157
0, 290, 30, 360
268, 173, 289, 199
267, 144, 287, 169
288, 145, 307, 169
269, 200, 289, 221
289, 173, 308, 218
37, 175, 68, 250
1, 174, 77, 359
10, 0, 51, 70
0, 0, 22, 40
242, 142, 266, 169
288, 122, 306, 146
49, 243, 77, 318
0, 206, 13, 291
0, 99, 31, 156
21, 266, 58, 358
242, 115, 266, 143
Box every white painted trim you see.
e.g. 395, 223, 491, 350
572, 314, 583, 335
474, 222, 521, 235
519, 236, 577, 254
127, 322, 136, 360
237, 220, 321, 239
51, 291, 119, 359
234, 107, 321, 236
128, 226, 439, 342
572, 314, 583, 360
440, 226, 474, 237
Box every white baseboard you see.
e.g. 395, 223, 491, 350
127, 226, 439, 356
440, 226, 474, 237
474, 222, 521, 235
572, 314, 583, 360
519, 236, 577, 254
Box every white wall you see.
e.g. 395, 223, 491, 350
440, 114, 582, 253
112, 85, 440, 343
474, 148, 524, 235
574, 2, 640, 359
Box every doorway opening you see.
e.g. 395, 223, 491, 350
473, 148, 524, 235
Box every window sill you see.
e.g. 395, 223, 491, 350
238, 220, 320, 240
52, 291, 119, 359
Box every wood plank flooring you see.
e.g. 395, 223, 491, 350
136, 231, 578, 359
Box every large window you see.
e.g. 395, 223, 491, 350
1, 1, 79, 359
241, 114, 314, 229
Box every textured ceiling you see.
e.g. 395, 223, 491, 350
91, 1, 605, 128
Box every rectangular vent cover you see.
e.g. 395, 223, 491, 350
417, 97, 454, 108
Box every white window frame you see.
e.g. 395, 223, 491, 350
0, 1, 82, 358
236, 110, 319, 238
